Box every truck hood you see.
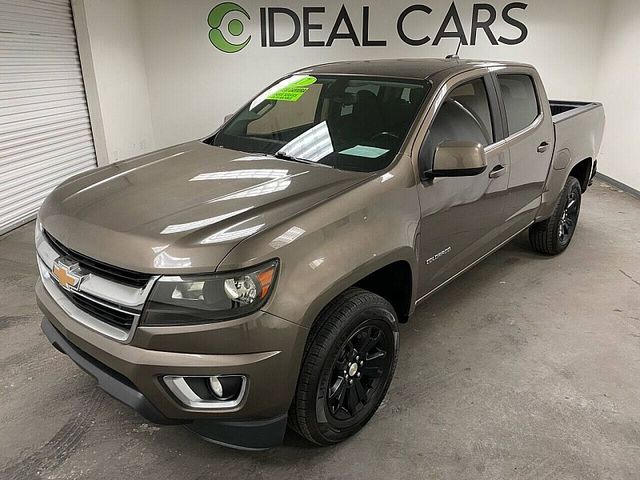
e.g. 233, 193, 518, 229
39, 141, 369, 273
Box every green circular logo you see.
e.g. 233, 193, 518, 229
228, 19, 244, 37
208, 2, 251, 53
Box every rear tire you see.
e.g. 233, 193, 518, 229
289, 288, 399, 446
529, 176, 582, 255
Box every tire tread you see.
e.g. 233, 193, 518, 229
288, 288, 397, 445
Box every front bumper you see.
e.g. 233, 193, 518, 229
41, 317, 181, 425
36, 279, 307, 449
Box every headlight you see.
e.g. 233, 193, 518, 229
35, 217, 43, 243
141, 260, 279, 325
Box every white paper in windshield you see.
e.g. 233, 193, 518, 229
340, 145, 389, 158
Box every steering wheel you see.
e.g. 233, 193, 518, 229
370, 131, 400, 148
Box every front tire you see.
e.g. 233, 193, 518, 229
289, 288, 399, 446
529, 176, 582, 255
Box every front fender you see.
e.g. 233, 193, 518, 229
218, 161, 420, 330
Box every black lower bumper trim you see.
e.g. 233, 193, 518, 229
41, 317, 185, 425
41, 317, 289, 449
188, 415, 288, 450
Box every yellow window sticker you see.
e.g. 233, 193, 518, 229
267, 75, 317, 102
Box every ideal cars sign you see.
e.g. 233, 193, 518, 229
208, 2, 529, 53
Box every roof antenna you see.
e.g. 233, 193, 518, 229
446, 39, 462, 60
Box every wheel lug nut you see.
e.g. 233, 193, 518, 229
357, 372, 361, 378
349, 379, 353, 384
356, 356, 359, 361
359, 361, 363, 366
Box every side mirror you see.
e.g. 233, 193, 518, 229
428, 141, 487, 177
224, 113, 234, 123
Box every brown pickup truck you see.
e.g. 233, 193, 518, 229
36, 58, 605, 449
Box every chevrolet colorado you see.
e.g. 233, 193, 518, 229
36, 58, 605, 449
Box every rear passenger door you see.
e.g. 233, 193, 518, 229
495, 71, 554, 234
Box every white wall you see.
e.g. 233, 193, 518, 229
134, 0, 606, 148
73, 0, 155, 165
594, 0, 640, 192
75, 0, 640, 190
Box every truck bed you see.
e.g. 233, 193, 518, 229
548, 99, 605, 188
550, 100, 603, 123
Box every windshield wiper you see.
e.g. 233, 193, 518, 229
272, 152, 332, 168
273, 152, 312, 164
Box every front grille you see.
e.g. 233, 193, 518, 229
60, 288, 136, 330
44, 229, 152, 288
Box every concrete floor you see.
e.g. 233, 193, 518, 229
0, 180, 639, 480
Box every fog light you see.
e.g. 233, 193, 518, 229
163, 375, 247, 409
209, 376, 224, 398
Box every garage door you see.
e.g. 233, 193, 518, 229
0, 0, 97, 235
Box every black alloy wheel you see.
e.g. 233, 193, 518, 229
289, 288, 399, 445
529, 176, 583, 255
558, 188, 581, 246
326, 323, 393, 426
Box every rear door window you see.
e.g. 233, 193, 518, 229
497, 74, 540, 135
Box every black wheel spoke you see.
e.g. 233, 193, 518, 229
361, 364, 384, 378
356, 327, 371, 355
366, 350, 386, 363
353, 379, 367, 404
346, 385, 360, 414
362, 350, 386, 378
335, 385, 347, 413
346, 340, 358, 360
335, 354, 348, 371
329, 376, 345, 399
358, 327, 381, 356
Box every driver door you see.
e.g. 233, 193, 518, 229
415, 73, 511, 300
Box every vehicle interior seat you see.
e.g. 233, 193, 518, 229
350, 90, 384, 141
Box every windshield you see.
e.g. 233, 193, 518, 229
207, 75, 429, 172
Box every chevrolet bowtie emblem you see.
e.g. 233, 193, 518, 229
52, 257, 85, 291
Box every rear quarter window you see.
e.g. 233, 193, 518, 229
498, 74, 540, 135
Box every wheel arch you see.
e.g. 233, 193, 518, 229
354, 260, 413, 323
537, 155, 593, 222
300, 249, 417, 332
568, 157, 593, 192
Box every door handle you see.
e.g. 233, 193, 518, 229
537, 142, 550, 153
489, 165, 506, 179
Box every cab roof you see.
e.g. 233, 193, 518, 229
296, 58, 532, 81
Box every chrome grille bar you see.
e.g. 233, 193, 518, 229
37, 256, 133, 342
35, 221, 159, 343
